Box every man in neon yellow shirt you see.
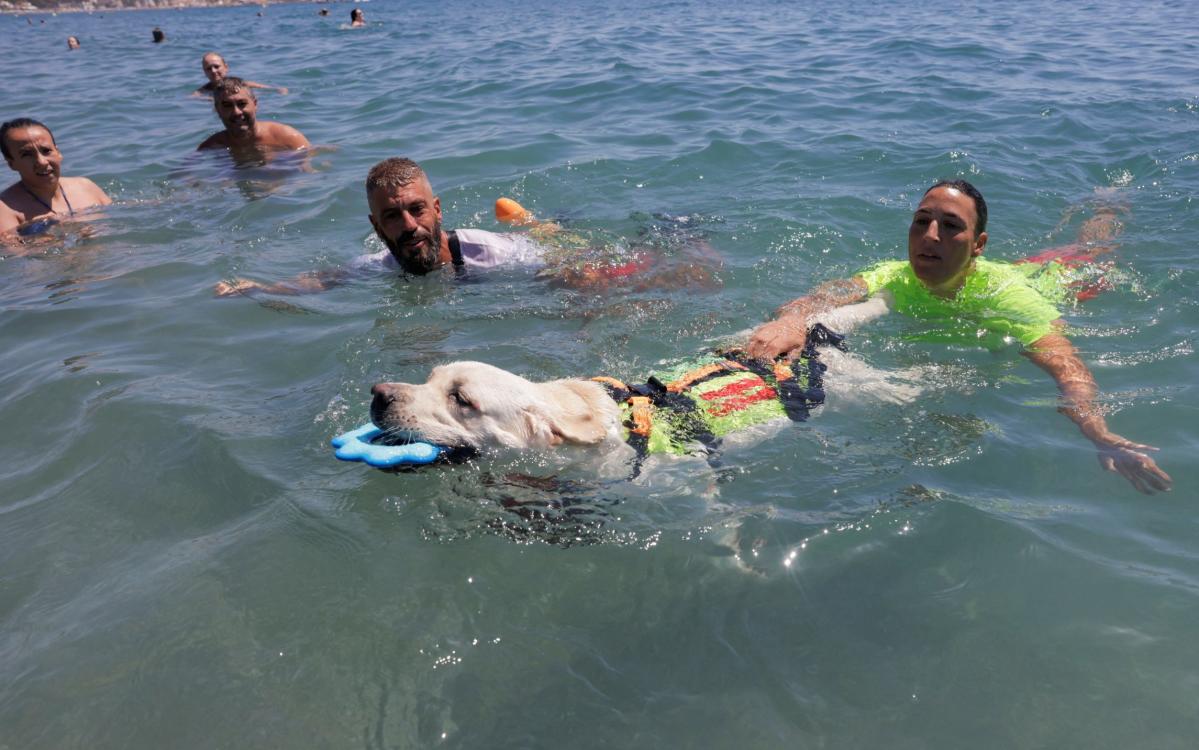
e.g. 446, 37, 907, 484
747, 180, 1171, 494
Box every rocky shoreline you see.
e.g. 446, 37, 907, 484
1, 0, 333, 13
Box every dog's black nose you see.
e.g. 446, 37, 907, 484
370, 384, 401, 427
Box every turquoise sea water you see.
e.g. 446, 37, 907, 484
2, 1, 1198, 747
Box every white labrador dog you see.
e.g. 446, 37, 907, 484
369, 295, 912, 458
369, 361, 624, 452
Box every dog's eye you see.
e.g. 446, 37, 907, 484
449, 389, 473, 409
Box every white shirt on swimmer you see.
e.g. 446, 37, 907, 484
352, 228, 546, 271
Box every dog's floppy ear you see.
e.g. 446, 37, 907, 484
525, 379, 614, 446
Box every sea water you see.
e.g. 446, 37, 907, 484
1, 1, 1197, 747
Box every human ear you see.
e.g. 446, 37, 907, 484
973, 231, 988, 256
368, 213, 386, 242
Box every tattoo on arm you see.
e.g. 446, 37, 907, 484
775, 277, 869, 319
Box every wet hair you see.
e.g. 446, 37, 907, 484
366, 157, 428, 195
212, 77, 255, 101
351, 8, 363, 20
925, 179, 987, 236
1, 118, 56, 160
152, 27, 166, 43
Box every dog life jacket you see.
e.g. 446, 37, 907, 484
592, 324, 844, 458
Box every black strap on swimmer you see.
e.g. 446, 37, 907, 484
806, 322, 847, 351
21, 183, 72, 216
447, 230, 465, 272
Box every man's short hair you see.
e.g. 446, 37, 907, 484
926, 179, 988, 237
212, 77, 254, 101
365, 157, 427, 195
1, 117, 55, 160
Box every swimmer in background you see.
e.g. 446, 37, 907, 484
350, 8, 366, 27
215, 157, 719, 295
0, 118, 112, 242
746, 179, 1171, 494
67, 36, 80, 50
152, 27, 166, 43
193, 52, 288, 97
216, 157, 542, 295
197, 78, 310, 161
319, 8, 330, 16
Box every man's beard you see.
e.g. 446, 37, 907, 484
384, 216, 443, 275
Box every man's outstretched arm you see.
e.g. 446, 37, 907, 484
1024, 331, 1172, 494
215, 268, 348, 297
745, 277, 869, 361
245, 80, 289, 95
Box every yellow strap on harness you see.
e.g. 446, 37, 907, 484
591, 376, 654, 440
627, 396, 654, 437
666, 360, 747, 393
590, 375, 629, 390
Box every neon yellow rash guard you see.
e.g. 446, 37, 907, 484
855, 258, 1066, 349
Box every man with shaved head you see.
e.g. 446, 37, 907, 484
215, 157, 545, 295
358, 157, 544, 276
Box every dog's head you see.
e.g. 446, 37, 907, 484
370, 361, 620, 451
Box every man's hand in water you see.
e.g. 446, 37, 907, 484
746, 278, 870, 361
1026, 333, 1173, 495
215, 278, 266, 296
1093, 433, 1173, 495
215, 269, 347, 297
745, 314, 809, 361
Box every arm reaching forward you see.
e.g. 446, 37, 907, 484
1024, 332, 1172, 494
745, 277, 870, 361
215, 268, 348, 297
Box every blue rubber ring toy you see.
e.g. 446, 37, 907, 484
17, 217, 57, 236
331, 423, 445, 468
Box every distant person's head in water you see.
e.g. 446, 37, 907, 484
319, 8, 330, 16
201, 52, 228, 86
66, 36, 80, 50
194, 53, 288, 97
365, 157, 447, 275
350, 8, 366, 26
152, 27, 166, 43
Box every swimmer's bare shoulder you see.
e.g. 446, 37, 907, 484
61, 176, 113, 207
260, 121, 309, 150
0, 191, 23, 235
197, 131, 230, 151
